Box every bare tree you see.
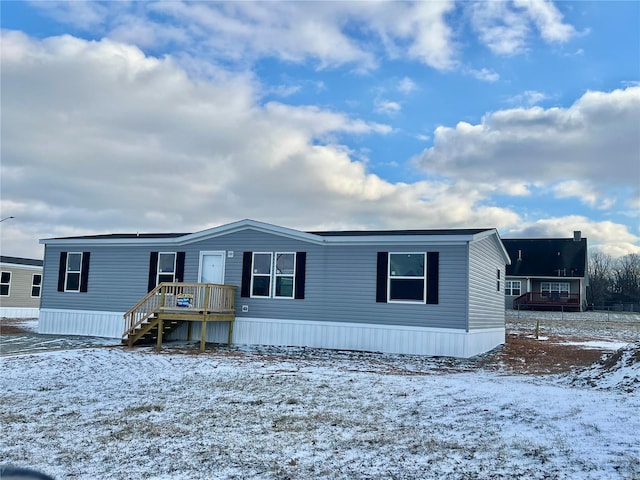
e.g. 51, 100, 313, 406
612, 253, 640, 303
587, 251, 613, 306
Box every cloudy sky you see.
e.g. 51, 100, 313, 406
1, 1, 639, 259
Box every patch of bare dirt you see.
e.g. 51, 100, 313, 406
478, 333, 610, 375
0, 318, 33, 335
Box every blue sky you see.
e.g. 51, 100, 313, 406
1, 1, 639, 258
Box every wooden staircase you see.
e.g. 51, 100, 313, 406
123, 282, 236, 350
125, 316, 184, 346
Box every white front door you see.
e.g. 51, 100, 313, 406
199, 252, 225, 284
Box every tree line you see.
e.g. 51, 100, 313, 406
587, 253, 640, 307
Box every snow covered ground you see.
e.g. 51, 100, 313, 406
1, 313, 639, 479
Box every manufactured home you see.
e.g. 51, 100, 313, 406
0, 256, 43, 318
39, 219, 510, 358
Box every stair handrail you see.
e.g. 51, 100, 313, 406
123, 283, 166, 338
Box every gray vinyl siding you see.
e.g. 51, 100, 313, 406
41, 245, 165, 312
468, 236, 506, 330
41, 229, 470, 330
0, 265, 41, 308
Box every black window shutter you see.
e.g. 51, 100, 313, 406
427, 252, 439, 304
148, 252, 159, 292
57, 252, 67, 292
176, 252, 186, 282
79, 252, 91, 292
294, 252, 306, 300
376, 252, 388, 303
241, 252, 252, 297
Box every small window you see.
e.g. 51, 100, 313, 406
1, 271, 11, 296
274, 253, 295, 298
388, 253, 425, 302
505, 280, 521, 296
157, 253, 176, 284
496, 269, 501, 292
31, 273, 42, 298
251, 253, 273, 297
65, 253, 82, 291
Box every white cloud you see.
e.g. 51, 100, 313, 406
551, 180, 616, 210
374, 99, 402, 116
398, 77, 417, 94
468, 0, 577, 55
416, 87, 640, 208
24, 1, 458, 73
513, 0, 577, 43
467, 68, 500, 82
506, 90, 548, 106
1, 32, 526, 258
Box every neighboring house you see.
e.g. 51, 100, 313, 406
502, 231, 588, 311
39, 219, 510, 358
0, 256, 43, 318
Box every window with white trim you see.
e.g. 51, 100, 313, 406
388, 253, 425, 302
251, 252, 273, 297
496, 269, 501, 292
1, 271, 11, 296
31, 273, 42, 298
157, 253, 177, 284
541, 282, 569, 298
65, 253, 82, 291
505, 280, 521, 296
274, 252, 296, 298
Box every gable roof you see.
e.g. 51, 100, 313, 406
502, 237, 587, 277
0, 256, 44, 267
40, 219, 508, 262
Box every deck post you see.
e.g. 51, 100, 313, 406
156, 317, 163, 350
200, 285, 211, 352
200, 320, 207, 352
227, 319, 234, 346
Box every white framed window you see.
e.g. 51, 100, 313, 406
65, 253, 83, 292
496, 269, 501, 292
388, 253, 426, 303
274, 252, 296, 299
1, 271, 11, 296
31, 273, 42, 298
541, 282, 570, 298
505, 280, 521, 296
251, 252, 273, 298
157, 252, 177, 285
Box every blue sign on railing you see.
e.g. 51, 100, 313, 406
176, 294, 194, 308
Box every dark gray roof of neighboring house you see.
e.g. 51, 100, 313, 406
310, 228, 493, 236
502, 238, 587, 277
0, 256, 44, 267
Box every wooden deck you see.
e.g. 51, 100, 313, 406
123, 282, 236, 351
513, 292, 582, 311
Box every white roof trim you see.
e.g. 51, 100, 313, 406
176, 219, 325, 245
0, 262, 43, 270
471, 229, 511, 265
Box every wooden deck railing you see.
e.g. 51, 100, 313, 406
513, 292, 581, 310
123, 282, 236, 339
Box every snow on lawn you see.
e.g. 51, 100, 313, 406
1, 346, 639, 480
506, 310, 640, 343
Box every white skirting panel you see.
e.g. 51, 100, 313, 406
227, 317, 504, 358
38, 310, 505, 357
0, 307, 40, 319
39, 309, 126, 338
